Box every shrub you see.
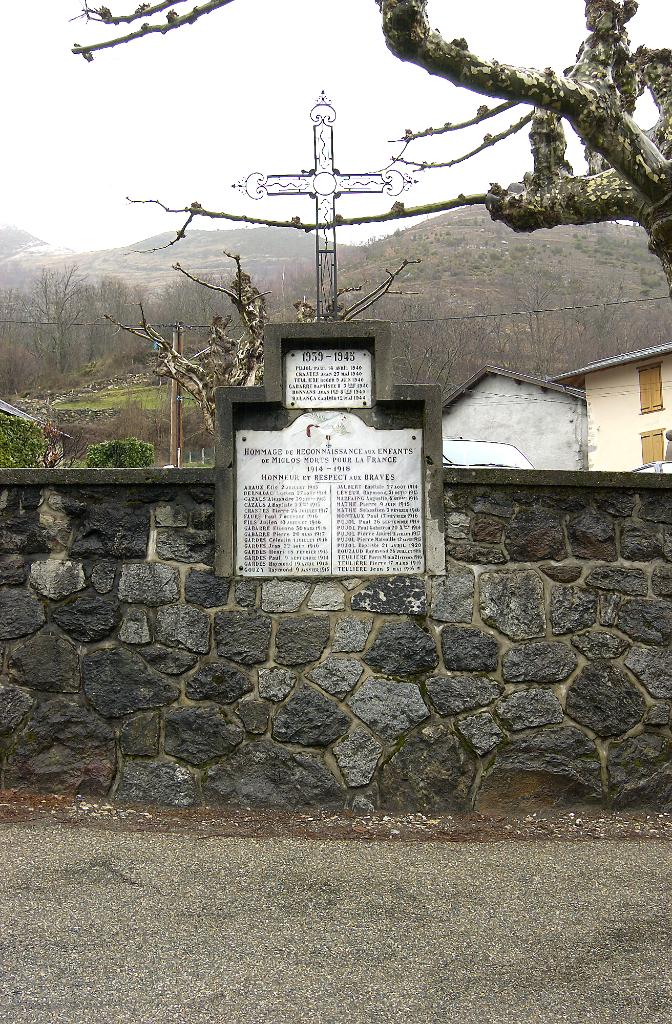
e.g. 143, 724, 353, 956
0, 412, 47, 468
85, 437, 155, 468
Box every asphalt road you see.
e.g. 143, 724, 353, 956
1, 825, 671, 1024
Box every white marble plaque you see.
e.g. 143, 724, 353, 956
236, 412, 423, 576
284, 348, 372, 408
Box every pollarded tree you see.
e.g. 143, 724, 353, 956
72, 1, 672, 294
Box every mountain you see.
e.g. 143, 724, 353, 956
0, 224, 320, 291
1, 210, 667, 307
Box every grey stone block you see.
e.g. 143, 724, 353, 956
430, 570, 474, 623
154, 503, 188, 527
617, 598, 672, 645
347, 677, 428, 740
272, 684, 350, 747
91, 561, 117, 594
52, 594, 120, 643
609, 733, 672, 807
645, 703, 670, 727
585, 566, 648, 596
120, 711, 160, 756
0, 683, 32, 735
258, 668, 296, 702
479, 570, 545, 640
9, 633, 79, 692
351, 576, 426, 615
497, 689, 564, 730
540, 564, 582, 584
0, 555, 27, 586
139, 645, 198, 675
234, 580, 257, 608
71, 504, 149, 560
82, 648, 179, 717
331, 617, 372, 653
652, 565, 672, 597
261, 580, 310, 613
237, 699, 270, 735
119, 608, 151, 645
364, 622, 438, 675
119, 563, 180, 606
184, 570, 230, 608
29, 560, 85, 600
275, 616, 330, 666
0, 590, 45, 640
479, 726, 602, 810
621, 525, 662, 561
571, 631, 628, 660
568, 509, 616, 561
550, 585, 597, 635
502, 642, 577, 684
308, 657, 363, 697
155, 604, 210, 654
456, 712, 504, 756
203, 741, 344, 810
624, 646, 672, 699
186, 662, 252, 703
165, 707, 243, 765
5, 698, 115, 797
566, 663, 645, 737
504, 508, 566, 561
379, 723, 475, 813
215, 611, 272, 665
117, 760, 198, 807
307, 581, 345, 611
427, 674, 501, 715
441, 625, 499, 672
155, 528, 213, 565
334, 729, 382, 787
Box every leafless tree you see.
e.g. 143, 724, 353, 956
25, 266, 87, 376
72, 1, 672, 295
104, 252, 420, 432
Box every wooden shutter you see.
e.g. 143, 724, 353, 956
639, 365, 663, 413
641, 429, 665, 463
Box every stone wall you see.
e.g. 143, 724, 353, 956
1, 467, 672, 813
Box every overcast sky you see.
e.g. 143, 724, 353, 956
1, 1, 669, 252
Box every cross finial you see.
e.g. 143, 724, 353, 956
235, 95, 415, 319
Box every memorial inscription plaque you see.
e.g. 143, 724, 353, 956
236, 412, 423, 576
215, 322, 444, 578
285, 347, 372, 408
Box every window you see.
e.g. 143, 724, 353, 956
641, 429, 665, 464
639, 364, 663, 413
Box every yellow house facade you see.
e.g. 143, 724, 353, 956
553, 344, 672, 471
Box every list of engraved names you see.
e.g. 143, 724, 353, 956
285, 348, 372, 408
236, 412, 423, 576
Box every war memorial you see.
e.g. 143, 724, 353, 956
1, 317, 672, 813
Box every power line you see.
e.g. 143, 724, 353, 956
390, 294, 670, 324
0, 292, 668, 329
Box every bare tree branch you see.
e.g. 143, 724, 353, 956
395, 112, 533, 171
73, 0, 236, 59
390, 101, 520, 144
127, 193, 489, 251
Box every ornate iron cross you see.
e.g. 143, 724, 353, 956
235, 93, 415, 320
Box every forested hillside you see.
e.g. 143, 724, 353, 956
1, 207, 670, 462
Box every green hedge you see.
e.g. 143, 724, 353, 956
0, 413, 47, 468
85, 437, 155, 468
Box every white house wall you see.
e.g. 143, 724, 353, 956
442, 375, 587, 471
585, 356, 672, 471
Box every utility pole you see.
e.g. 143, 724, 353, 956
169, 322, 184, 468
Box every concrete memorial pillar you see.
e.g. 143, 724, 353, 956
214, 321, 444, 578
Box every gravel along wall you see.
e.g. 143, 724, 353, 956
1, 467, 672, 813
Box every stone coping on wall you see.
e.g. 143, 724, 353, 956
0, 468, 216, 486
2, 466, 672, 490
